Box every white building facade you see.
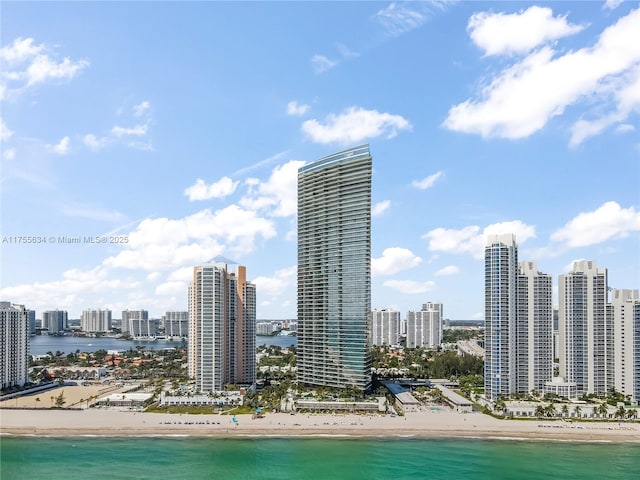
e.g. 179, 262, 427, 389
611, 289, 640, 401
559, 260, 612, 396
81, 309, 112, 333
516, 261, 553, 395
42, 310, 68, 334
484, 234, 518, 400
121, 309, 149, 336
1, 302, 30, 390
163, 311, 188, 338
406, 303, 442, 349
371, 309, 400, 346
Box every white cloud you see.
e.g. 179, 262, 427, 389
184, 177, 239, 201
286, 101, 310, 116
0, 119, 13, 141
311, 54, 337, 74
133, 101, 151, 117
412, 171, 443, 189
372, 200, 391, 217
240, 160, 304, 217
302, 106, 411, 145
615, 123, 636, 133
444, 8, 640, 143
146, 272, 161, 282
468, 6, 585, 57
372, 247, 422, 276
61, 203, 126, 223
569, 65, 640, 146
25, 55, 89, 87
1, 38, 89, 99
424, 220, 536, 259
155, 281, 187, 297
232, 150, 290, 177
103, 206, 276, 271
48, 136, 71, 155
435, 265, 460, 276
83, 134, 109, 151
83, 102, 153, 152
0, 37, 45, 65
383, 279, 436, 294
550, 201, 640, 248
3, 147, 16, 160
111, 124, 148, 137
375, 2, 428, 37
0, 266, 139, 315
336, 43, 359, 59
252, 265, 297, 297
604, 0, 624, 10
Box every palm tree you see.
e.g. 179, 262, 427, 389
545, 403, 556, 417
561, 405, 569, 418
626, 409, 637, 421
535, 405, 546, 418
615, 405, 626, 420
573, 405, 582, 418
597, 403, 609, 419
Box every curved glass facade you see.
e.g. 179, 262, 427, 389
297, 145, 372, 390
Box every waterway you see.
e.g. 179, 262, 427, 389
28, 334, 296, 356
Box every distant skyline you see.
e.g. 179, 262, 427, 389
1, 1, 638, 320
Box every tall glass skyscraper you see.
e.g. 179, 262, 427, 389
297, 144, 372, 391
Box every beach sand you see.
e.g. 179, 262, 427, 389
1, 407, 638, 442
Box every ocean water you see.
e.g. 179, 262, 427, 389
1, 437, 638, 480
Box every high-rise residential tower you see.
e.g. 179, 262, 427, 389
559, 260, 612, 396
297, 144, 372, 390
371, 309, 400, 346
188, 262, 256, 392
1, 302, 30, 390
81, 309, 112, 333
634, 301, 640, 403
611, 289, 640, 401
406, 303, 443, 349
121, 309, 149, 336
163, 311, 189, 338
484, 234, 518, 400
42, 310, 68, 334
516, 262, 553, 395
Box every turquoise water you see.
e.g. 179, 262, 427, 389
1, 437, 638, 479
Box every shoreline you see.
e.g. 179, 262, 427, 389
2, 408, 638, 443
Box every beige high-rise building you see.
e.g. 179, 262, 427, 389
188, 261, 256, 392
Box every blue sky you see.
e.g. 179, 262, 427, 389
1, 1, 638, 320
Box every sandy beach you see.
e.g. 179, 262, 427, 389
1, 407, 638, 442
